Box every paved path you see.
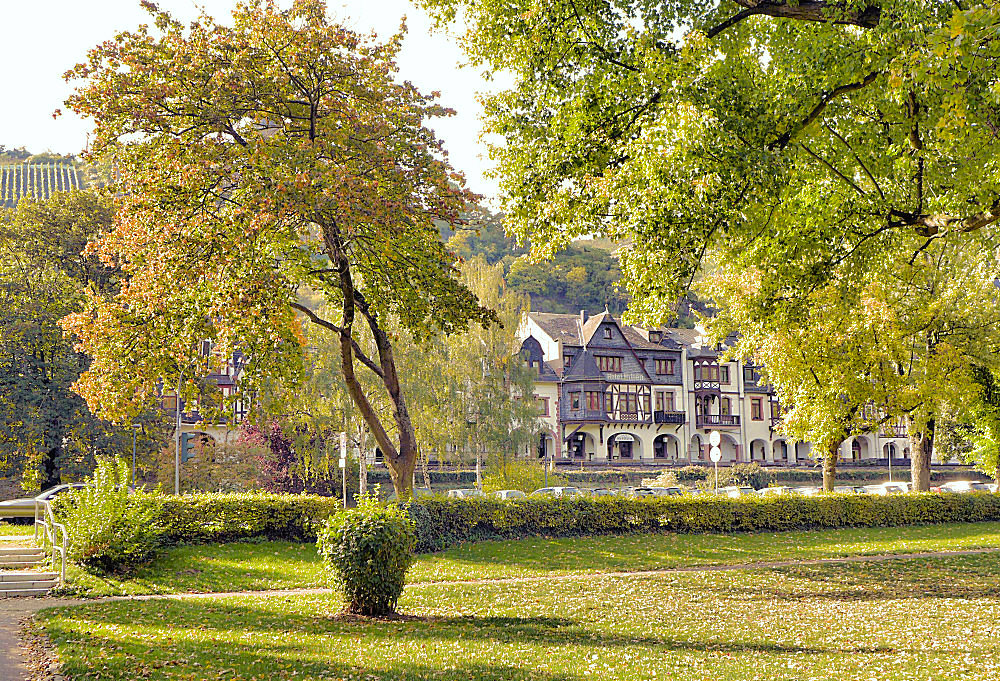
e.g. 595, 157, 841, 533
0, 598, 82, 681
3, 546, 1000, 680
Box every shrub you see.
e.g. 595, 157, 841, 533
317, 490, 415, 616
697, 462, 773, 490
58, 457, 162, 576
482, 461, 566, 493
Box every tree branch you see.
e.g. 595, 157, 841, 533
890, 199, 1000, 237
771, 70, 881, 150
289, 301, 385, 379
709, 0, 882, 39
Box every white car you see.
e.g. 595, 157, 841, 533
720, 486, 756, 498
863, 482, 908, 496
791, 486, 821, 496
493, 489, 527, 500
446, 488, 483, 499
530, 486, 581, 498
758, 486, 795, 496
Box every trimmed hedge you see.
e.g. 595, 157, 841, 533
111, 490, 1000, 556
151, 492, 341, 545
406, 493, 1000, 553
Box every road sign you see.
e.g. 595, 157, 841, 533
709, 431, 721, 447
709, 446, 722, 463
339, 431, 347, 468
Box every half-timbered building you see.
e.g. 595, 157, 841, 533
520, 310, 913, 467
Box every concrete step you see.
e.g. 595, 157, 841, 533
0, 587, 53, 598
0, 571, 58, 583
0, 560, 45, 569
0, 546, 42, 556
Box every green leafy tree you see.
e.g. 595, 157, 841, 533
62, 1, 496, 500
0, 190, 162, 490
423, 0, 1000, 489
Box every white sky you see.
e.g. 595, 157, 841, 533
0, 0, 500, 199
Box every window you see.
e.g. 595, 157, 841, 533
603, 327, 613, 339
564, 354, 573, 368
596, 355, 622, 373
617, 393, 638, 413
656, 391, 675, 412
720, 398, 731, 415
751, 398, 763, 420
641, 394, 650, 413
720, 366, 730, 384
570, 392, 581, 410
771, 402, 781, 419
695, 364, 719, 381
537, 396, 550, 416
654, 358, 675, 375
649, 331, 661, 343
585, 391, 602, 411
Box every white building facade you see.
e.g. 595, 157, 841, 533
519, 311, 911, 467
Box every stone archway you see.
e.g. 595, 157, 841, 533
653, 433, 682, 461
749, 438, 770, 462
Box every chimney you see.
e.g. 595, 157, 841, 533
580, 309, 589, 325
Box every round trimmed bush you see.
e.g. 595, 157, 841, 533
317, 490, 415, 616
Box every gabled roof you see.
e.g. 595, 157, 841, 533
527, 312, 583, 345
563, 349, 603, 381
580, 310, 613, 345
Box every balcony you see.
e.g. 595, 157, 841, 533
562, 408, 608, 422
654, 410, 686, 425
696, 414, 740, 428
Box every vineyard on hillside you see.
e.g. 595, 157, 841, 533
0, 163, 85, 208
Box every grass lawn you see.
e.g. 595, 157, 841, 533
39, 552, 1000, 680
63, 521, 1000, 597
0, 520, 34, 536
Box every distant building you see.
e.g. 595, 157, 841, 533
520, 310, 912, 466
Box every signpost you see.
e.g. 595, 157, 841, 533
709, 431, 722, 494
339, 431, 348, 508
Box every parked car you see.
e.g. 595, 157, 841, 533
833, 485, 867, 495
791, 486, 821, 496
493, 489, 527, 500
588, 487, 618, 497
0, 483, 87, 519
931, 481, 992, 494
446, 488, 483, 499
758, 486, 795, 496
530, 486, 582, 498
863, 482, 908, 496
719, 486, 756, 498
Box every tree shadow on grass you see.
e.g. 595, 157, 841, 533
697, 554, 1000, 603
44, 598, 896, 659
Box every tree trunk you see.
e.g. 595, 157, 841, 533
823, 440, 840, 492
909, 416, 934, 492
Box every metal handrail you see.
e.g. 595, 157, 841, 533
33, 499, 68, 586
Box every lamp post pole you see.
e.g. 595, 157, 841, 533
174, 370, 184, 496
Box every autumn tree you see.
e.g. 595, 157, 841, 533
62, 0, 495, 499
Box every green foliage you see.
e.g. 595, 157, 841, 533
406, 493, 1000, 553
58, 457, 162, 576
505, 244, 627, 314
481, 461, 566, 493
696, 462, 772, 490
317, 490, 416, 616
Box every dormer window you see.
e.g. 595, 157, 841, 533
603, 327, 612, 339
649, 331, 661, 343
